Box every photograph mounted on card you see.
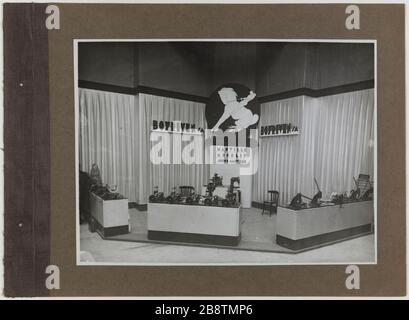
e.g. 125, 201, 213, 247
3, 2, 405, 297
75, 40, 376, 265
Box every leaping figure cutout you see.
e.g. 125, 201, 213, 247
211, 87, 259, 131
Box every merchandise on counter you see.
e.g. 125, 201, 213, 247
155, 178, 240, 207
193, 194, 203, 204
149, 186, 165, 203
107, 184, 118, 192
185, 195, 194, 204
210, 173, 223, 187
289, 193, 305, 210
230, 177, 240, 188
309, 178, 322, 207
90, 184, 124, 200
90, 163, 103, 186
166, 187, 179, 203
349, 176, 361, 201
361, 184, 373, 200
331, 192, 348, 207
205, 181, 216, 197
178, 186, 196, 204
222, 178, 239, 207
179, 186, 195, 197
202, 181, 220, 206
204, 195, 220, 206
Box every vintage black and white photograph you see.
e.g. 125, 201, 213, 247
75, 40, 376, 265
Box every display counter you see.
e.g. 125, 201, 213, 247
90, 192, 129, 237
147, 203, 242, 246
276, 200, 374, 250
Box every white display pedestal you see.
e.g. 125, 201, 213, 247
276, 200, 374, 250
90, 192, 129, 237
147, 203, 242, 246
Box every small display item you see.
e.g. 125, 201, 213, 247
349, 176, 361, 201
166, 187, 179, 203
230, 177, 240, 188
90, 163, 103, 186
309, 178, 322, 207
90, 184, 124, 200
361, 185, 374, 200
289, 193, 305, 210
210, 173, 223, 187
222, 178, 239, 207
149, 186, 165, 203
331, 193, 347, 206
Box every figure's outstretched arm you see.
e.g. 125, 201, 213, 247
212, 111, 230, 130
239, 90, 256, 107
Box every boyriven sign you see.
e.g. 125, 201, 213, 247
260, 123, 299, 137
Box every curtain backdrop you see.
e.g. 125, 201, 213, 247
79, 88, 139, 202
79, 89, 208, 205
254, 89, 374, 205
138, 94, 208, 204
79, 88, 374, 206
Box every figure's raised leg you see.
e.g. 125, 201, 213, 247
251, 114, 259, 125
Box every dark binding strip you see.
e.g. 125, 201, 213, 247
4, 3, 50, 297
259, 79, 375, 103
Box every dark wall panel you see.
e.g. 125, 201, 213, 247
78, 42, 135, 88
305, 43, 374, 89
256, 43, 307, 96
138, 42, 213, 96
212, 42, 257, 90
78, 42, 374, 98
256, 42, 374, 96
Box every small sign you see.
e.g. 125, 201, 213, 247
211, 145, 251, 164
260, 123, 299, 137
151, 120, 204, 135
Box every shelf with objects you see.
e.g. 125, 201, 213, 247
276, 176, 374, 251
147, 175, 242, 246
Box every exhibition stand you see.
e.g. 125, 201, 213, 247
147, 203, 242, 246
90, 191, 130, 237
276, 200, 374, 250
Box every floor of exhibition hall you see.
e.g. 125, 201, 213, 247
79, 207, 376, 264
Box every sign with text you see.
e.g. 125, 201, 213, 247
151, 120, 204, 135
260, 123, 299, 137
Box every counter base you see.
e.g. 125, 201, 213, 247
276, 223, 372, 251
148, 230, 241, 246
94, 219, 129, 237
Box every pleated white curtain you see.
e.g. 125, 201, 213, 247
138, 94, 209, 204
253, 96, 314, 205
313, 89, 375, 197
254, 89, 374, 205
79, 88, 139, 202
